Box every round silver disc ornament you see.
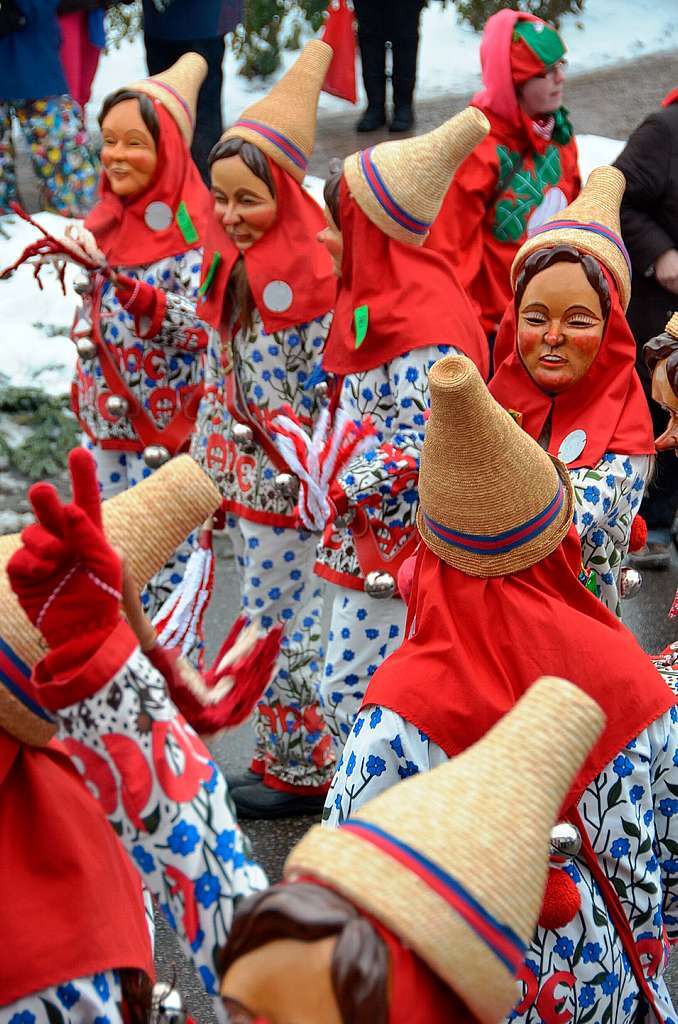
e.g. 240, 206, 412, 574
263, 280, 293, 313
144, 201, 173, 232
557, 429, 587, 465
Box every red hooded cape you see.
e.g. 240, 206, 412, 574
322, 179, 489, 378
489, 267, 655, 469
85, 101, 212, 266
364, 526, 674, 814
0, 727, 153, 1003
197, 161, 337, 333
425, 9, 580, 334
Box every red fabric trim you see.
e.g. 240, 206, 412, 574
351, 509, 418, 593
313, 560, 365, 591
33, 620, 138, 712
258, 768, 330, 796
249, 757, 266, 775
569, 806, 666, 1023
322, 181, 489, 378
365, 526, 675, 812
96, 437, 144, 452
222, 499, 298, 529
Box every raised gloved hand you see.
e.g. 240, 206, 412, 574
7, 448, 127, 697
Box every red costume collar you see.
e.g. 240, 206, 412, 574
197, 161, 336, 333
489, 267, 655, 468
322, 179, 489, 377
365, 526, 674, 814
0, 731, 153, 1002
85, 102, 212, 267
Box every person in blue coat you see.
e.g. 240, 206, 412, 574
142, 0, 242, 181
0, 0, 98, 216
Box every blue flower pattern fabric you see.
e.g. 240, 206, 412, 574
569, 453, 650, 617
56, 647, 268, 1021
325, 687, 678, 1023
0, 972, 124, 1024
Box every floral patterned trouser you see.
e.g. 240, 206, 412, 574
85, 442, 199, 661
319, 585, 407, 753
0, 971, 124, 1023
0, 96, 98, 217
225, 514, 336, 791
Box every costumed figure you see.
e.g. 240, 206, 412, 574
326, 353, 678, 1024
2, 450, 269, 1022
311, 107, 490, 750
190, 41, 340, 818
219, 677, 604, 1023
490, 166, 655, 616
643, 313, 678, 622
426, 9, 580, 338
63, 53, 215, 643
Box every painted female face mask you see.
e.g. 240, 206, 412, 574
517, 260, 605, 394
100, 98, 158, 198
210, 154, 278, 251
317, 206, 343, 278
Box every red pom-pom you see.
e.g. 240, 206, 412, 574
397, 555, 417, 604
538, 866, 581, 930
629, 514, 648, 553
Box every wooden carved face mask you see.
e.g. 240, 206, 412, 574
517, 260, 605, 395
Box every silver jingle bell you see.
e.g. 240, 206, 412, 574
143, 444, 171, 469
313, 379, 330, 401
549, 822, 581, 858
75, 335, 97, 361
232, 422, 254, 448
274, 472, 299, 500
364, 570, 396, 600
105, 394, 129, 419
620, 566, 643, 600
150, 982, 186, 1024
73, 273, 93, 297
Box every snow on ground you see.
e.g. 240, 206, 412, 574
0, 135, 627, 393
89, 0, 677, 125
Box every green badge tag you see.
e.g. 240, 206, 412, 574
198, 251, 222, 298
176, 200, 199, 246
354, 305, 369, 349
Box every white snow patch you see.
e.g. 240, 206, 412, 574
88, 0, 676, 123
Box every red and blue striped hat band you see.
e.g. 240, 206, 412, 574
422, 480, 565, 556
149, 79, 194, 129
342, 819, 526, 973
359, 147, 431, 237
0, 636, 55, 726
529, 219, 632, 277
234, 119, 308, 174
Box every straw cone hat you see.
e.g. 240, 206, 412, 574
511, 165, 632, 310
417, 355, 573, 576
287, 676, 605, 1024
221, 40, 333, 183
343, 106, 490, 246
665, 312, 678, 339
0, 455, 220, 746
129, 52, 208, 145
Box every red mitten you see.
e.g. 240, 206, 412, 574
7, 447, 126, 688
114, 273, 166, 338
629, 513, 648, 553
397, 554, 417, 605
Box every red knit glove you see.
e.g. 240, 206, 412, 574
113, 273, 166, 338
7, 448, 123, 670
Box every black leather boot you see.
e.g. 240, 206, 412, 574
355, 3, 387, 133
389, 0, 421, 133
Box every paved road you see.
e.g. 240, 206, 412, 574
156, 533, 678, 1020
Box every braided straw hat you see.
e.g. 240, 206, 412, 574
417, 355, 573, 576
511, 165, 632, 310
221, 40, 333, 183
0, 455, 220, 746
287, 676, 605, 1024
665, 312, 678, 339
343, 106, 490, 246
129, 52, 208, 145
